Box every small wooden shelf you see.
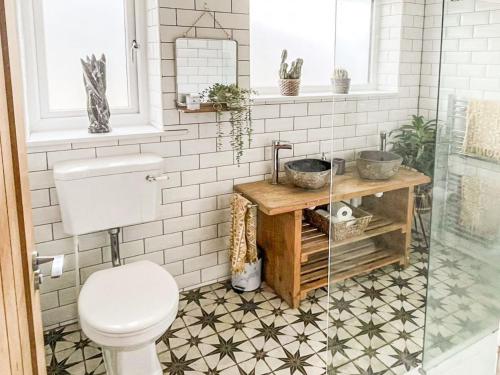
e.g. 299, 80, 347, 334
176, 102, 215, 113
176, 102, 228, 113
300, 213, 405, 263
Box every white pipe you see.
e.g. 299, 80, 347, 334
73, 235, 80, 298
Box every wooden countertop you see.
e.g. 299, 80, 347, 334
235, 168, 430, 215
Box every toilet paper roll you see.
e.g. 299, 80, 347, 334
330, 202, 353, 219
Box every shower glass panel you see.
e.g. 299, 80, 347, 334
422, 0, 500, 371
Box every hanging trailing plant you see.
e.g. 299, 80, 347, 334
200, 84, 255, 165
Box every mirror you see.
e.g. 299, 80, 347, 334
175, 38, 238, 103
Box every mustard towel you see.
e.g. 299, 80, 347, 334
460, 175, 500, 240
464, 100, 500, 161
230, 194, 258, 274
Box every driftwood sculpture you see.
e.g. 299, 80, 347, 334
81, 54, 111, 133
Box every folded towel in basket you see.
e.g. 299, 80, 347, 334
464, 100, 500, 161
230, 194, 258, 274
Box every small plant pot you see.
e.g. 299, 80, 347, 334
415, 184, 433, 213
279, 79, 301, 96
332, 78, 351, 94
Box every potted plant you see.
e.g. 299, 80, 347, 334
331, 68, 351, 94
390, 115, 437, 210
390, 115, 437, 246
200, 83, 254, 165
279, 49, 303, 96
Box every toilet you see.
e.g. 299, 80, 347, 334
78, 261, 178, 375
53, 154, 179, 375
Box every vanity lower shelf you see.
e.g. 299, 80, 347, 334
300, 241, 401, 297
299, 214, 405, 298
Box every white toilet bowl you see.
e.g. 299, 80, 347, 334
78, 261, 179, 375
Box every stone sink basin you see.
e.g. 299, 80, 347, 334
356, 151, 403, 180
284, 159, 336, 190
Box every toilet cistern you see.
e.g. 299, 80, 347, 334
271, 140, 293, 184
53, 153, 164, 265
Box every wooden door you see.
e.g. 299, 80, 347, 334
0, 0, 47, 373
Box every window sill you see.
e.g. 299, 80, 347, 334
26, 124, 165, 147
251, 90, 399, 104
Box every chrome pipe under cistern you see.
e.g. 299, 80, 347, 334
108, 228, 121, 267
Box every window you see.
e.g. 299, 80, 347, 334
20, 0, 148, 131
335, 0, 374, 86
250, 0, 375, 93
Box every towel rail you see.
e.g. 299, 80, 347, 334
234, 192, 259, 208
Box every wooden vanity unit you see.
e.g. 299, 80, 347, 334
235, 169, 430, 308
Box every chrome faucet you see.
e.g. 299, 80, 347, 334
271, 140, 293, 184
380, 131, 387, 151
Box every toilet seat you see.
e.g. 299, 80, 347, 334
78, 260, 179, 348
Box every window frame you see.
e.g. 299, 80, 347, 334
335, 0, 378, 92
250, 0, 378, 94
19, 0, 150, 132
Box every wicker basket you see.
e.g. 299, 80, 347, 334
304, 203, 373, 241
279, 79, 301, 96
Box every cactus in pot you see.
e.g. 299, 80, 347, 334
332, 68, 351, 94
279, 49, 303, 96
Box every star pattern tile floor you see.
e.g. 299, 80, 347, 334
44, 233, 428, 375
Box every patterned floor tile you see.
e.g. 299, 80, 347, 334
267, 341, 326, 375
336, 354, 395, 375
200, 329, 256, 371
45, 234, 430, 375
159, 343, 208, 374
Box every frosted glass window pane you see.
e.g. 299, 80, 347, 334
41, 0, 130, 112
250, 0, 335, 89
335, 0, 372, 85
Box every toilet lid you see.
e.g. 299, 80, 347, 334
78, 261, 179, 335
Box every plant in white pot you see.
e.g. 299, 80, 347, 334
332, 68, 351, 94
279, 49, 303, 96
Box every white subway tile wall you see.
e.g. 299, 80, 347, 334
30, 0, 428, 327
419, 0, 500, 119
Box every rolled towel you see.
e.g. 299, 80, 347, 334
330, 202, 353, 219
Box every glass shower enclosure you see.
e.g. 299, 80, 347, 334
326, 0, 500, 373
422, 0, 500, 372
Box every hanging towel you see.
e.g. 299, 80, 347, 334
464, 100, 500, 161
230, 194, 258, 274
460, 175, 500, 241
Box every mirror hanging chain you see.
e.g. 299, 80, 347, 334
182, 2, 232, 39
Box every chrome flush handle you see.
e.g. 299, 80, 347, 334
146, 173, 169, 182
